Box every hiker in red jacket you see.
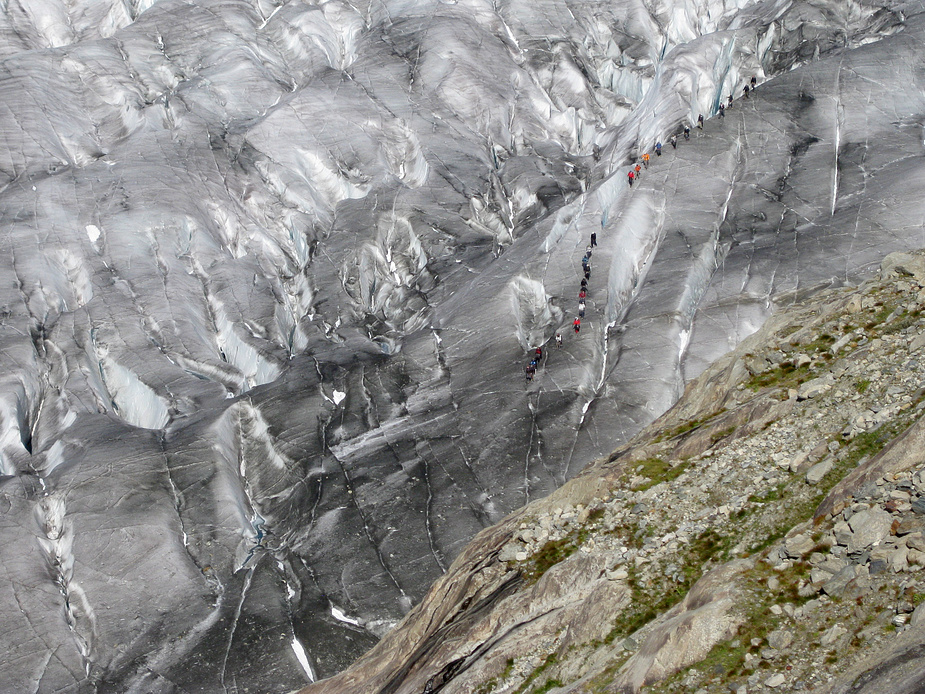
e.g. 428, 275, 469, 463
628, 170, 635, 186
573, 318, 581, 334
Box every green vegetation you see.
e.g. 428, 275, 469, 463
599, 528, 734, 648
854, 378, 871, 394
528, 536, 581, 580
880, 310, 919, 335
745, 360, 810, 392
512, 654, 558, 694
532, 678, 563, 694
654, 559, 815, 692
656, 409, 726, 442
474, 658, 515, 694
524, 514, 601, 581
710, 426, 738, 445
631, 457, 689, 491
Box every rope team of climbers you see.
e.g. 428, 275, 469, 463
630, 76, 758, 186
526, 77, 759, 385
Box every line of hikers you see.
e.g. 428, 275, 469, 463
526, 230, 598, 382
628, 77, 758, 187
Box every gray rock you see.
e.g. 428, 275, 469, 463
910, 602, 925, 627
912, 498, 925, 515
822, 566, 859, 597
806, 458, 834, 485
798, 376, 833, 400
846, 509, 893, 552
834, 520, 854, 546
498, 542, 526, 562
764, 673, 786, 688
767, 629, 793, 650
881, 252, 925, 281
896, 519, 925, 536
784, 534, 816, 558
820, 624, 847, 647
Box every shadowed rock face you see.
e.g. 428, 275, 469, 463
1, 0, 925, 690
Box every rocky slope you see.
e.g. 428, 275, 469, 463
300, 250, 925, 693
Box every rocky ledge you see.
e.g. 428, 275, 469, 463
300, 250, 925, 694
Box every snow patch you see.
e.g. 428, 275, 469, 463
291, 637, 315, 682
330, 604, 362, 626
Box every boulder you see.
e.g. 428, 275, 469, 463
784, 533, 816, 558
846, 509, 893, 552
881, 252, 925, 281
806, 459, 834, 485
907, 533, 925, 552
820, 624, 848, 647
767, 629, 793, 650
822, 566, 859, 597
798, 376, 833, 400
765, 673, 786, 688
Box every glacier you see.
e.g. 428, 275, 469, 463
1, 0, 925, 690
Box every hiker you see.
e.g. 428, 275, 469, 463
580, 278, 587, 289
728, 94, 733, 108
642, 152, 650, 168
697, 114, 704, 129
590, 232, 597, 247
578, 300, 586, 318
683, 125, 690, 140
743, 84, 749, 98
750, 75, 757, 87
555, 333, 563, 348
655, 142, 662, 156
525, 365, 534, 382
719, 102, 725, 118
628, 170, 635, 186
535, 347, 543, 361
584, 267, 591, 281
573, 318, 581, 334
578, 288, 586, 299
669, 135, 677, 149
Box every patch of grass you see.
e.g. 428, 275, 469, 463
880, 311, 918, 335
586, 654, 631, 694
656, 410, 727, 442
746, 360, 811, 392
602, 528, 734, 646
532, 679, 564, 694
512, 653, 558, 694
475, 658, 515, 694
804, 333, 836, 352
748, 483, 786, 505
855, 379, 871, 394
663, 559, 815, 690
528, 537, 580, 580
631, 457, 689, 491
865, 305, 894, 330
711, 426, 738, 445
